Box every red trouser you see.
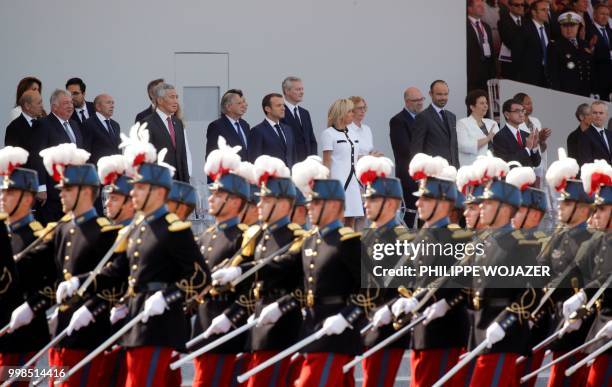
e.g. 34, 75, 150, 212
361, 348, 404, 387
193, 353, 250, 387
469, 352, 519, 387
296, 352, 354, 387
245, 351, 290, 387
586, 354, 612, 387
514, 350, 546, 387
0, 352, 35, 387
125, 346, 178, 387
48, 347, 106, 387
100, 347, 127, 387
286, 353, 305, 386
547, 351, 587, 387
410, 348, 466, 387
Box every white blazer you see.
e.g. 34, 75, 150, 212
457, 115, 499, 166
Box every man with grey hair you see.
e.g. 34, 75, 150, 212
577, 100, 611, 164
205, 89, 250, 161
31, 89, 84, 223
82, 94, 121, 165
143, 82, 190, 182
280, 76, 317, 162
5, 89, 44, 149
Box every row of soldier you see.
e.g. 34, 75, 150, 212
0, 122, 610, 386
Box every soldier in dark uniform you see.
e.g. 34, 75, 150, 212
356, 156, 411, 387
291, 188, 308, 228
467, 173, 541, 386
98, 154, 136, 227
563, 165, 612, 387
537, 165, 595, 385
505, 166, 550, 387
191, 155, 253, 387
547, 11, 594, 96
7, 144, 120, 386
238, 156, 366, 386
0, 148, 51, 381
211, 155, 306, 387
167, 180, 197, 221
387, 155, 472, 387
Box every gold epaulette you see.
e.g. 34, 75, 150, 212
206, 225, 215, 233
289, 228, 317, 254
169, 221, 192, 232
28, 221, 43, 232
101, 224, 123, 233
240, 224, 262, 257
511, 230, 525, 240
237, 223, 249, 232
113, 226, 132, 253
165, 213, 179, 224
0, 212, 7, 222
452, 229, 475, 239
519, 239, 545, 245
448, 223, 461, 230
38, 222, 58, 240
287, 223, 302, 231
339, 226, 361, 241
60, 214, 72, 222
533, 231, 547, 239
96, 217, 111, 228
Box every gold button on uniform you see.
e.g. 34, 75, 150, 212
132, 265, 138, 270
134, 251, 140, 257
64, 255, 70, 261
66, 242, 72, 247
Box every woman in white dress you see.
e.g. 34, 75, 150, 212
456, 89, 499, 166
8, 77, 44, 124
321, 98, 363, 227
348, 96, 374, 156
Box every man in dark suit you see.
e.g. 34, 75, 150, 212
135, 78, 164, 123
493, 98, 541, 167
567, 103, 592, 163
205, 89, 250, 161
144, 83, 190, 182
31, 89, 85, 224
498, 0, 526, 80
81, 94, 121, 165
577, 101, 612, 165
389, 86, 424, 227
66, 77, 96, 126
467, 0, 496, 92
280, 76, 317, 162
4, 90, 44, 157
410, 80, 459, 168
586, 4, 612, 100
516, 0, 551, 87
248, 93, 297, 167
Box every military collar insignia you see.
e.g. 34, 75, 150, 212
145, 205, 169, 223
217, 216, 239, 231
319, 219, 343, 236
9, 213, 34, 232
267, 216, 290, 232
74, 208, 98, 225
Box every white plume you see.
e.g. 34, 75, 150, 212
120, 122, 157, 167
291, 155, 329, 194
546, 148, 579, 191
39, 143, 90, 180
156, 148, 176, 177
580, 160, 612, 195
0, 146, 29, 175
356, 155, 394, 185
204, 136, 242, 180
235, 161, 257, 184
97, 154, 129, 185
254, 155, 290, 185
436, 165, 457, 181
506, 166, 536, 191
472, 155, 509, 182
409, 153, 448, 180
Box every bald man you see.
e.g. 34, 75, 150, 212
389, 86, 424, 227
5, 90, 44, 151
82, 94, 121, 164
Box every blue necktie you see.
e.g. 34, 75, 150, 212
234, 121, 247, 149
539, 26, 547, 65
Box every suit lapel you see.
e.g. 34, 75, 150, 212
401, 109, 414, 125
429, 105, 449, 136
153, 113, 175, 150
221, 116, 242, 145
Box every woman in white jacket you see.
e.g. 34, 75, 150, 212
456, 89, 499, 166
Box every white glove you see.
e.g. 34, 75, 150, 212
372, 306, 392, 328
211, 267, 242, 286
110, 304, 129, 325
560, 319, 582, 336
203, 314, 232, 338
596, 320, 612, 339
142, 291, 168, 323
257, 302, 282, 326
322, 313, 350, 336
9, 302, 34, 332
67, 305, 94, 336
485, 322, 505, 348
423, 299, 450, 325
391, 297, 418, 317
56, 277, 80, 304
562, 290, 586, 319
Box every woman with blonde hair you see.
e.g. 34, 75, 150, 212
321, 98, 363, 227
348, 96, 378, 157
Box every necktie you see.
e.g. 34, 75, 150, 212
601, 28, 610, 48
293, 107, 302, 127
539, 26, 547, 64
516, 130, 523, 147
600, 130, 610, 153
274, 124, 287, 146
79, 109, 86, 123
63, 121, 76, 143
570, 38, 578, 48
105, 119, 115, 137
234, 121, 247, 148
475, 21, 485, 44
516, 17, 521, 27
166, 116, 176, 147
439, 110, 450, 135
